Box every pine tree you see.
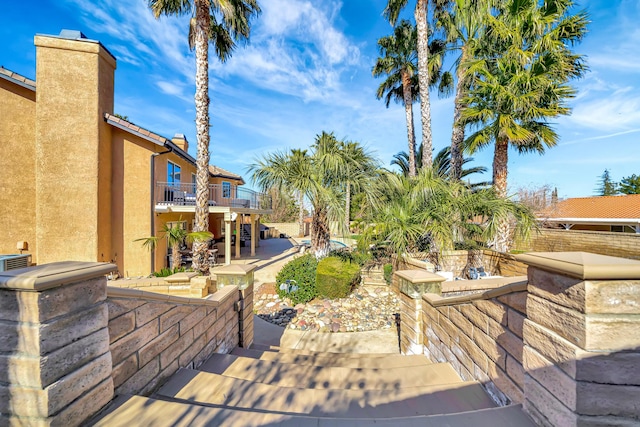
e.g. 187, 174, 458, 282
619, 174, 640, 194
595, 169, 619, 196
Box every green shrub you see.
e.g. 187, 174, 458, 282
328, 248, 372, 267
275, 254, 318, 305
383, 263, 393, 285
153, 266, 186, 277
316, 257, 360, 299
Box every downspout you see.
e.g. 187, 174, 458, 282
150, 147, 172, 272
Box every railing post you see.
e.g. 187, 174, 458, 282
394, 270, 445, 355
516, 252, 640, 427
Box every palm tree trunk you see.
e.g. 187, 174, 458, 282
298, 190, 305, 237
191, 0, 211, 275
401, 70, 417, 178
345, 182, 351, 234
415, 0, 433, 170
172, 243, 182, 271
450, 48, 468, 181
493, 137, 509, 198
311, 205, 330, 258
493, 137, 510, 252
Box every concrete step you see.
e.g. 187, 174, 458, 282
275, 347, 400, 357
156, 368, 495, 418
198, 353, 461, 390
249, 343, 280, 352
93, 395, 536, 427
232, 347, 431, 368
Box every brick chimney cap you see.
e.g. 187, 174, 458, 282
58, 29, 88, 40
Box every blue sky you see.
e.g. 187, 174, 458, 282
1, 0, 638, 198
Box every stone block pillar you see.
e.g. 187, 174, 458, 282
516, 252, 640, 427
238, 283, 254, 348
0, 261, 117, 426
394, 270, 445, 355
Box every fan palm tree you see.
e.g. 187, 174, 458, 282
136, 221, 212, 272
149, 0, 261, 274
340, 141, 379, 234
373, 20, 419, 177
384, 0, 450, 170
359, 168, 534, 260
249, 132, 377, 257
391, 145, 487, 184
460, 0, 587, 251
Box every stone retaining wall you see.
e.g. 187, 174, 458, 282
422, 283, 527, 405
107, 285, 241, 396
398, 250, 527, 278
397, 252, 640, 427
0, 261, 253, 426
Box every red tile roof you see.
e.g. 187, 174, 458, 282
539, 194, 640, 219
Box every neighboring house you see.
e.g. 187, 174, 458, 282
537, 194, 640, 233
0, 30, 271, 276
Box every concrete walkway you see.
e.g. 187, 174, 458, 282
254, 314, 400, 354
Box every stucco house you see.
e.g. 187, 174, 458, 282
537, 194, 640, 233
0, 30, 270, 276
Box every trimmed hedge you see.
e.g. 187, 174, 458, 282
275, 254, 318, 305
316, 257, 361, 300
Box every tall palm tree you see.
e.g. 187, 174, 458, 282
373, 20, 419, 178
289, 148, 309, 237
136, 222, 212, 271
149, 0, 261, 274
461, 0, 587, 251
384, 0, 449, 169
435, 0, 494, 180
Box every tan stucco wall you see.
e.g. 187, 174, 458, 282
34, 35, 115, 265
0, 79, 36, 257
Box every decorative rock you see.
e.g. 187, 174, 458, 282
265, 302, 276, 308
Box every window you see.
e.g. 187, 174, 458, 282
222, 181, 231, 198
168, 162, 181, 185
191, 173, 196, 192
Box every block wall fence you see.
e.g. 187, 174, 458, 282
0, 262, 253, 426
396, 252, 640, 426
517, 228, 640, 260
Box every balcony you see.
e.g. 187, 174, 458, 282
155, 182, 272, 211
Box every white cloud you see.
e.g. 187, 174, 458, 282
568, 90, 640, 132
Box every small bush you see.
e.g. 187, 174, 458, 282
328, 248, 372, 267
316, 257, 360, 299
153, 266, 186, 277
383, 263, 393, 285
275, 254, 318, 305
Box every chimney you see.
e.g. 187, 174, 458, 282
172, 133, 188, 152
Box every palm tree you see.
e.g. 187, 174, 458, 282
289, 148, 309, 237
373, 20, 419, 177
340, 141, 378, 234
149, 0, 261, 274
435, 0, 494, 180
359, 168, 535, 260
136, 222, 212, 272
249, 132, 377, 257
384, 0, 449, 169
391, 145, 487, 184
460, 0, 587, 251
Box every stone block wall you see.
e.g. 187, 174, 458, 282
0, 261, 253, 426
517, 229, 640, 260
398, 250, 527, 278
107, 286, 240, 396
398, 252, 640, 427
422, 284, 527, 405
